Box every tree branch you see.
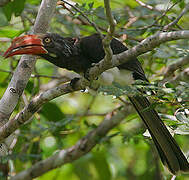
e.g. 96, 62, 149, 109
134, 0, 160, 12
0, 68, 70, 79
102, 0, 116, 66
0, 0, 10, 7
163, 4, 189, 31
169, 67, 189, 85
0, 82, 83, 141
0, 0, 57, 126
58, 0, 102, 38
87, 30, 189, 80
10, 105, 133, 180
0, 30, 189, 141
0, 0, 58, 171
162, 54, 189, 82
104, 0, 116, 36
131, 2, 179, 31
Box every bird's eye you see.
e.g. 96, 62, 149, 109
44, 37, 51, 43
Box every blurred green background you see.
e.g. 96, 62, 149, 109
0, 0, 189, 179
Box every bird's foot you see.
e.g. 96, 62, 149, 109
70, 77, 86, 92
70, 77, 80, 88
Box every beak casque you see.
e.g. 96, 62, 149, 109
3, 34, 48, 58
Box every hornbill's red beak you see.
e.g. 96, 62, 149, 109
3, 35, 48, 58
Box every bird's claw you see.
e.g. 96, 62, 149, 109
70, 77, 80, 89
70, 77, 86, 92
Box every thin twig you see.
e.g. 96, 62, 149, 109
163, 4, 189, 31
0, 37, 11, 42
0, 68, 64, 79
135, 0, 161, 12
169, 68, 189, 85
104, 0, 116, 36
71, 112, 107, 117
121, 6, 138, 41
117, 97, 131, 106
161, 54, 189, 84
87, 30, 189, 81
125, 1, 179, 32
58, 0, 102, 38
171, 175, 176, 180
163, 54, 189, 77
102, 0, 116, 69
0, 30, 189, 144
10, 105, 133, 180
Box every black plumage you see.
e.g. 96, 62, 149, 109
39, 33, 189, 174
40, 33, 147, 81
4, 33, 189, 174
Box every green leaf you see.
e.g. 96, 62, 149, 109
12, 0, 26, 16
179, 1, 185, 8
98, 83, 139, 97
26, 0, 39, 5
88, 2, 94, 9
73, 155, 92, 180
2, 0, 26, 21
40, 102, 65, 122
92, 151, 112, 180
98, 84, 125, 97
0, 8, 8, 26
2, 1, 13, 21
25, 80, 34, 94
0, 27, 24, 38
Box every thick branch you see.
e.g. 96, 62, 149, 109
0, 82, 86, 141
10, 105, 133, 180
87, 30, 189, 80
0, 30, 189, 140
163, 54, 189, 77
0, 0, 57, 166
0, 0, 57, 126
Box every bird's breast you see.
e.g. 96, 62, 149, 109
99, 67, 134, 86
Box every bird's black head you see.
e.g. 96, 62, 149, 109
40, 33, 79, 60
3, 33, 79, 67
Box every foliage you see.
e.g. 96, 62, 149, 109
0, 0, 189, 179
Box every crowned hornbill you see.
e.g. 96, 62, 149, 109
3, 33, 189, 174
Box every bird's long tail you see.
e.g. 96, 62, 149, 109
128, 95, 189, 174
